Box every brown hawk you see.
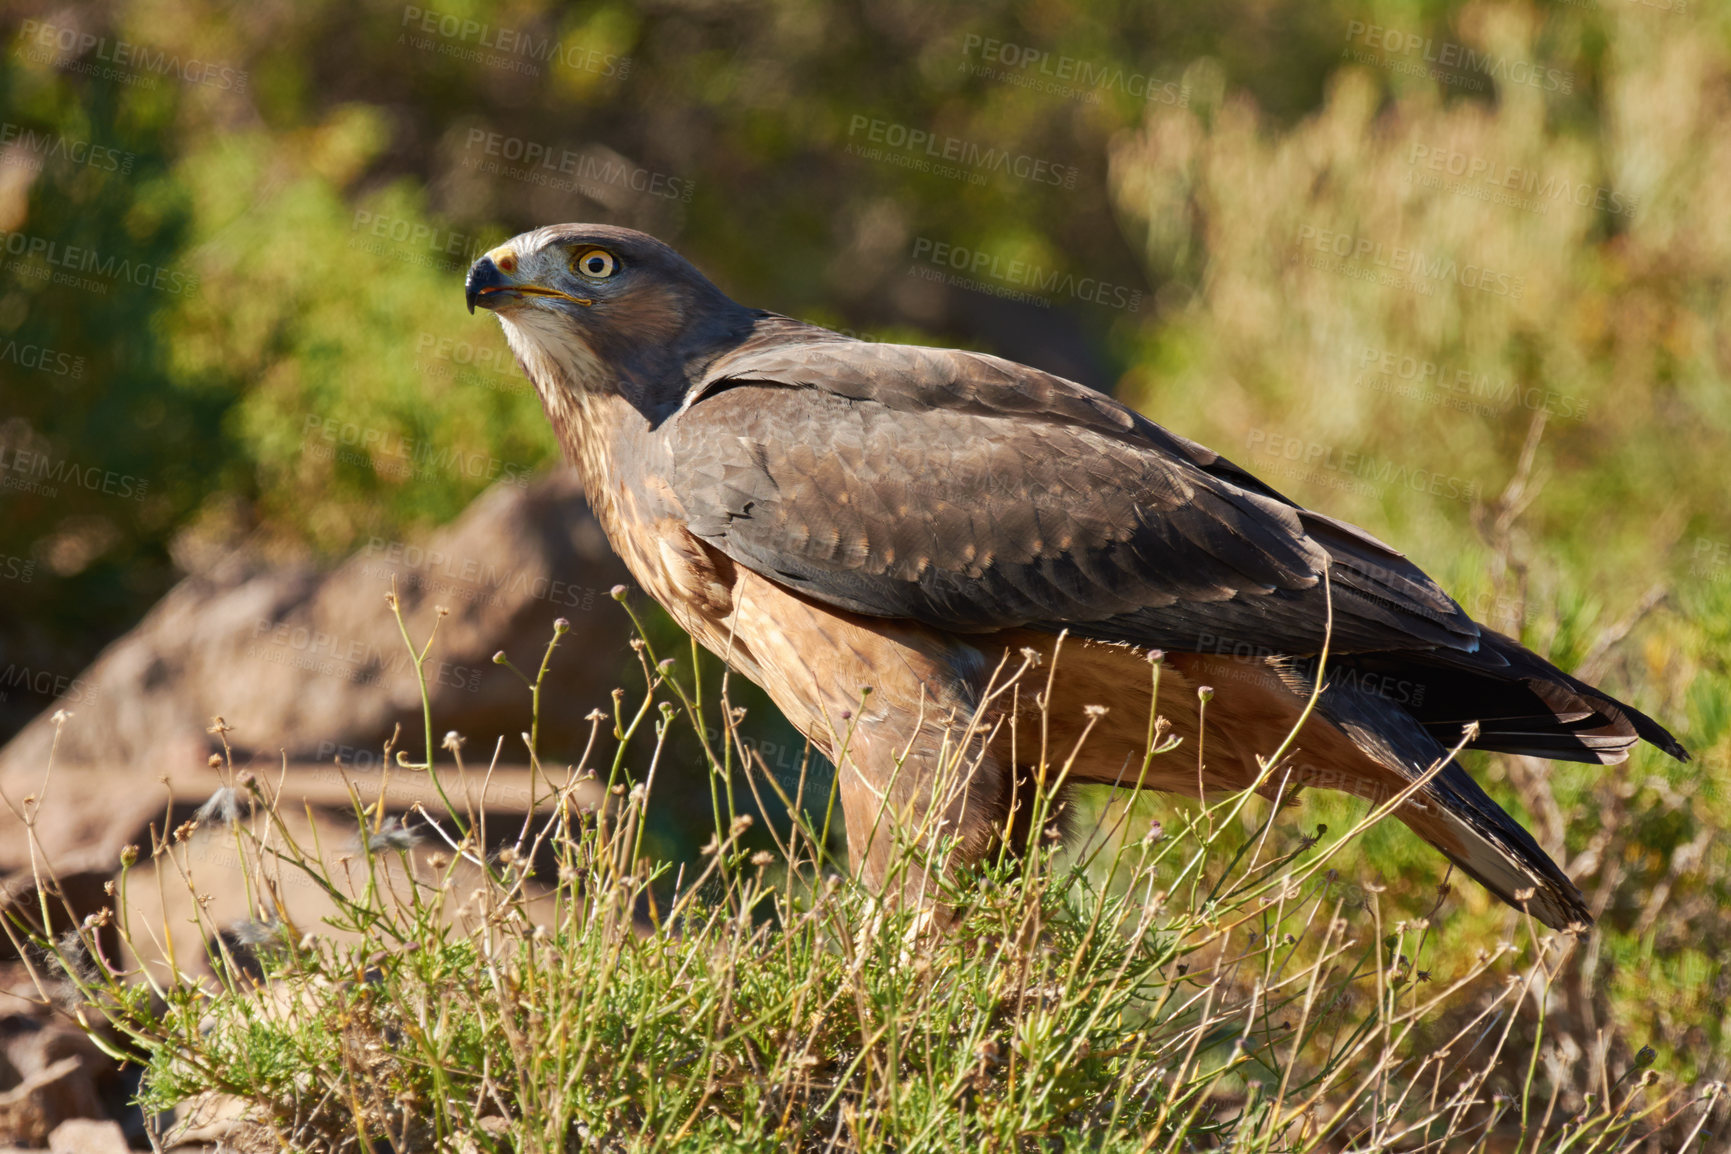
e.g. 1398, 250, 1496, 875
464, 224, 1686, 930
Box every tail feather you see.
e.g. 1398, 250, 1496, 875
1312, 673, 1592, 931
1335, 628, 1689, 766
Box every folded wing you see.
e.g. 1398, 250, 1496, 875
671, 329, 1480, 657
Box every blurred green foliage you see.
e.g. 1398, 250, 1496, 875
0, 0, 1729, 1087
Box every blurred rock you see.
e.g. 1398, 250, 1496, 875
47, 1118, 128, 1154
0, 963, 133, 1148
164, 1090, 253, 1150
0, 869, 120, 966
0, 1057, 95, 1148
0, 473, 633, 877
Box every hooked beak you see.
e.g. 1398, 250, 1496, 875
465, 254, 595, 315
465, 255, 511, 314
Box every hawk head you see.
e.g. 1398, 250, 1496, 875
465, 224, 751, 406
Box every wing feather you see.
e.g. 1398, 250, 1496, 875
667, 333, 1480, 656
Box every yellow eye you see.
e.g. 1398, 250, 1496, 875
573, 248, 618, 279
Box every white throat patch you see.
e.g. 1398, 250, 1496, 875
496, 307, 610, 400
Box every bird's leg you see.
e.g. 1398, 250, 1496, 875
834, 702, 1013, 915
833, 656, 1081, 928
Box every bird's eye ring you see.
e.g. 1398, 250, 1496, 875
573, 248, 618, 279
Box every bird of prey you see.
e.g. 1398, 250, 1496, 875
464, 224, 1686, 930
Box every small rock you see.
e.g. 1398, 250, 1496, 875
167, 1089, 251, 1146
0, 1056, 89, 1147
48, 1117, 129, 1154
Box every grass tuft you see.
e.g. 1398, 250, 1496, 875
2, 598, 1719, 1152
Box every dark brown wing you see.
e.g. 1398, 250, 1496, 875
666, 331, 1479, 657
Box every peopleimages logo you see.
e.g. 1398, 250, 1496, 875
359, 538, 603, 611
0, 231, 201, 296
349, 210, 500, 274
400, 7, 629, 78
248, 619, 486, 694
910, 238, 1143, 312
1691, 539, 1731, 583
0, 339, 85, 379
0, 122, 135, 174
1294, 226, 1525, 300
1343, 21, 1573, 95
1245, 428, 1483, 503
958, 35, 1189, 108
0, 445, 148, 500
845, 116, 1079, 189
16, 20, 249, 91
1404, 144, 1638, 218
462, 130, 694, 202
300, 415, 532, 488
1354, 345, 1588, 421
0, 664, 99, 705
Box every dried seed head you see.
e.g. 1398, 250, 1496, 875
367, 817, 421, 853
442, 731, 465, 752
751, 851, 775, 867
193, 786, 245, 828
1083, 704, 1108, 718
172, 820, 198, 843
207, 754, 222, 768
227, 917, 284, 948
55, 930, 99, 985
